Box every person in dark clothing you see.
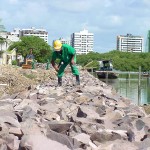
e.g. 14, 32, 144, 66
26, 48, 34, 59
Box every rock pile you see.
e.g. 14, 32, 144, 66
0, 65, 56, 96
0, 69, 150, 149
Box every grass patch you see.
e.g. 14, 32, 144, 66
23, 73, 37, 79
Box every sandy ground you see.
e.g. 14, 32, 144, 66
0, 65, 56, 97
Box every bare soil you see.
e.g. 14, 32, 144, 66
0, 65, 56, 97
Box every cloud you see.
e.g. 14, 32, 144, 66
0, 0, 150, 52
48, 0, 92, 12
8, 0, 18, 4
108, 15, 123, 26
143, 0, 150, 5
103, 0, 113, 7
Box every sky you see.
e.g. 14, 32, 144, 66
0, 0, 150, 53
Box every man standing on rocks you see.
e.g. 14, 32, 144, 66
51, 40, 80, 86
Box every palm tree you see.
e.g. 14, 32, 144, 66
0, 36, 5, 51
0, 36, 11, 51
0, 50, 4, 57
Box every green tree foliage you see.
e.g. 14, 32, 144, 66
77, 50, 150, 71
0, 36, 10, 51
0, 36, 5, 51
0, 50, 4, 58
9, 36, 53, 63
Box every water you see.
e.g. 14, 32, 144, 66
99, 76, 150, 105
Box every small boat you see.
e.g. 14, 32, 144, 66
142, 72, 149, 77
96, 60, 119, 79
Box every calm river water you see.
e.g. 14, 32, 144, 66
99, 75, 150, 105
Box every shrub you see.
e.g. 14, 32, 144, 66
12, 60, 17, 65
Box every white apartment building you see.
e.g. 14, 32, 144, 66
20, 27, 48, 43
59, 37, 70, 45
10, 28, 20, 37
0, 31, 20, 51
0, 31, 20, 64
71, 29, 94, 55
9, 27, 48, 43
117, 34, 144, 52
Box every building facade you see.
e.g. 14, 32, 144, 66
146, 30, 150, 52
9, 28, 20, 37
20, 27, 48, 43
0, 31, 20, 51
0, 31, 19, 64
117, 34, 144, 52
59, 37, 70, 45
71, 29, 94, 55
9, 27, 48, 43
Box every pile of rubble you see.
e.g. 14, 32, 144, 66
0, 68, 150, 149
0, 65, 56, 96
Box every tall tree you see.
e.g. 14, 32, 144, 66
0, 19, 6, 51
77, 50, 150, 71
9, 36, 53, 63
0, 36, 6, 51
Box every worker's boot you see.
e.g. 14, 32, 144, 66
76, 75, 80, 85
58, 77, 62, 86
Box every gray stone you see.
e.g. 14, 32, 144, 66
29, 92, 38, 100
0, 104, 14, 111
40, 103, 59, 112
96, 105, 106, 116
57, 108, 68, 121
47, 121, 74, 134
46, 130, 80, 149
43, 111, 60, 121
138, 137, 150, 149
125, 104, 146, 117
21, 106, 37, 121
0, 110, 17, 119
71, 117, 105, 134
0, 116, 20, 128
14, 99, 33, 110
90, 131, 122, 143
136, 119, 145, 131
90, 96, 106, 107
96, 139, 138, 150
9, 127, 23, 137
1, 134, 20, 150
74, 95, 91, 105
73, 133, 91, 145
16, 90, 30, 99
38, 87, 49, 95
77, 107, 87, 118
20, 134, 71, 150
77, 106, 100, 120
21, 119, 41, 135
104, 110, 125, 122
1, 69, 150, 150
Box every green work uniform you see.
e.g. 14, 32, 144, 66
51, 44, 79, 77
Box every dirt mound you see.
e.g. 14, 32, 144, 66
0, 65, 56, 96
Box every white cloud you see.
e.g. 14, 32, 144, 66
0, 0, 150, 52
8, 0, 18, 4
109, 15, 123, 26
104, 0, 113, 7
143, 0, 150, 5
48, 0, 93, 12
